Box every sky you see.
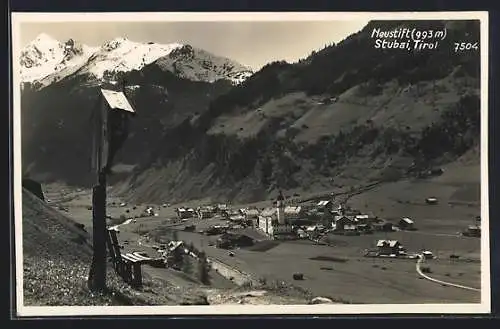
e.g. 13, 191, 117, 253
19, 20, 369, 70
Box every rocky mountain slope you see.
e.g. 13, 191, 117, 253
20, 36, 253, 185
114, 20, 481, 204
21, 20, 481, 205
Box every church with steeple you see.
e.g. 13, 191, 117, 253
256, 190, 294, 240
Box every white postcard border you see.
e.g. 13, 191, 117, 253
11, 11, 490, 316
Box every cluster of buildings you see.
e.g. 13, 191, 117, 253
174, 192, 418, 241
252, 194, 405, 240
176, 203, 259, 225
175, 204, 227, 220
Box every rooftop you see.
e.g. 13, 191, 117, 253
100, 89, 135, 113
260, 208, 277, 217
284, 206, 302, 214
376, 240, 400, 247
401, 217, 414, 224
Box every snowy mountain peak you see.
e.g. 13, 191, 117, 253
154, 44, 254, 85
102, 37, 133, 51
79, 38, 185, 80
20, 35, 97, 85
20, 35, 253, 88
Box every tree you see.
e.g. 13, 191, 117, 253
197, 251, 210, 285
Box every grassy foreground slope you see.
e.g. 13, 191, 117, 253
21, 187, 211, 306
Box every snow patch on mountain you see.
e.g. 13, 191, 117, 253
78, 37, 183, 80
20, 33, 98, 83
19, 34, 253, 88
153, 45, 253, 85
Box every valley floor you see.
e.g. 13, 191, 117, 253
35, 166, 483, 306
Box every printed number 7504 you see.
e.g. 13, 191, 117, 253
454, 42, 479, 52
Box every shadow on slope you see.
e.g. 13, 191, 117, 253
21, 187, 209, 306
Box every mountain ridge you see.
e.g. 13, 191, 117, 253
114, 19, 481, 204
20, 34, 253, 89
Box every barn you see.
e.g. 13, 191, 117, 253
398, 217, 415, 230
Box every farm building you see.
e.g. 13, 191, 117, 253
372, 222, 394, 232
355, 214, 378, 224
425, 197, 438, 205
463, 225, 481, 237
163, 240, 185, 267
196, 206, 215, 219
356, 224, 373, 234
304, 225, 327, 234
422, 251, 434, 259
376, 240, 405, 256
229, 214, 245, 222
167, 240, 184, 252
227, 209, 242, 217
296, 228, 308, 239
316, 200, 334, 212
176, 208, 195, 219
330, 209, 342, 217
216, 204, 229, 214
344, 208, 361, 216
244, 208, 260, 220
398, 217, 415, 230
145, 206, 155, 216
332, 216, 357, 232
343, 224, 359, 235
284, 206, 306, 221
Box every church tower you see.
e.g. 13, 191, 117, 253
276, 190, 286, 225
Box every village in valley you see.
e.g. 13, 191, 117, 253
47, 179, 480, 305
163, 190, 481, 257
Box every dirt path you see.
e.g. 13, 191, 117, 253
415, 256, 480, 292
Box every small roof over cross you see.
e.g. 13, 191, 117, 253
277, 190, 284, 201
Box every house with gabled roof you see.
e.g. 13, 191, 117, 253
376, 239, 405, 255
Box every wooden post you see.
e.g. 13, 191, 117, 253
132, 263, 143, 288
88, 171, 107, 292
87, 87, 135, 291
